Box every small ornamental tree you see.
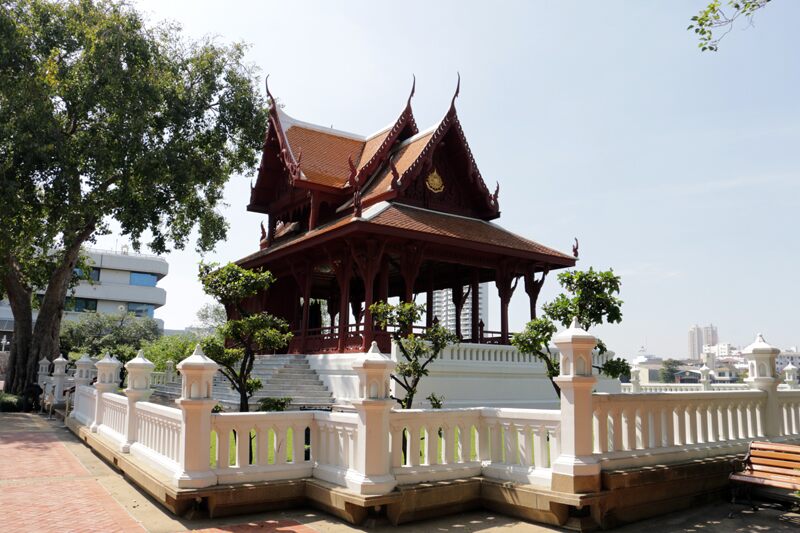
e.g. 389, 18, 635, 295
198, 263, 292, 412
512, 268, 631, 398
660, 359, 683, 384
370, 301, 458, 409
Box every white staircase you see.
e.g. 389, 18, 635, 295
152, 354, 333, 410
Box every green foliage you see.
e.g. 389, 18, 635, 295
512, 268, 630, 397
371, 301, 458, 409
195, 303, 227, 333
660, 359, 683, 384
542, 269, 623, 332
426, 393, 444, 409
60, 311, 161, 363
688, 1, 771, 51
0, 0, 267, 393
198, 263, 291, 412
211, 403, 224, 413
199, 263, 275, 306
0, 393, 22, 412
141, 333, 200, 371
257, 397, 292, 412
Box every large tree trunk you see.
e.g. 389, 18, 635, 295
3, 262, 34, 394
5, 222, 95, 394
29, 242, 87, 368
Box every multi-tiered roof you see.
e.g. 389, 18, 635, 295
238, 79, 575, 353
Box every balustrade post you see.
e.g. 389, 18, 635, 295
37, 356, 50, 388
630, 366, 641, 394
121, 350, 154, 453
347, 341, 396, 495
73, 354, 94, 388
551, 318, 600, 493
51, 354, 69, 404
165, 360, 176, 383
699, 365, 711, 392
91, 354, 121, 432
744, 334, 781, 438
784, 363, 798, 390
173, 344, 218, 488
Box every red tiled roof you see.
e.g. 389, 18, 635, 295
369, 204, 574, 260
284, 125, 364, 188
362, 132, 434, 202
238, 202, 573, 266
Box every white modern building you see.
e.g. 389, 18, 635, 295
688, 324, 718, 359
431, 283, 488, 336
0, 248, 168, 341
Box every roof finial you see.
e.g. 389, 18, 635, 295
407, 74, 416, 108
389, 157, 401, 189
450, 72, 461, 109
349, 155, 362, 218
572, 238, 579, 258
492, 181, 499, 205
265, 74, 276, 106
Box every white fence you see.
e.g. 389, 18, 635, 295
62, 331, 800, 498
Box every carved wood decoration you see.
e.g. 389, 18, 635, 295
524, 268, 548, 320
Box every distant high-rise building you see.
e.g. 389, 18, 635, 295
432, 284, 488, 338
688, 324, 718, 359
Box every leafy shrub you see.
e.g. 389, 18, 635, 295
257, 397, 291, 412
0, 393, 21, 412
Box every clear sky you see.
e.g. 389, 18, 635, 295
97, 1, 800, 359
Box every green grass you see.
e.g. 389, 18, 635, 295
209, 429, 294, 468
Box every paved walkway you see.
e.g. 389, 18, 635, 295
0, 412, 798, 532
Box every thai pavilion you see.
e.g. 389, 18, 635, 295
236, 80, 576, 354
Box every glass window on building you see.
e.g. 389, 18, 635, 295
127, 302, 154, 318
74, 267, 101, 282
129, 272, 158, 287
65, 297, 98, 312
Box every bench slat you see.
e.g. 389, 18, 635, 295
746, 456, 800, 470
748, 441, 800, 454
750, 463, 800, 479
750, 449, 800, 464
731, 473, 800, 491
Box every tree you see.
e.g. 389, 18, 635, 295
660, 359, 683, 383
689, 1, 771, 51
198, 263, 292, 412
1, 0, 267, 394
60, 310, 161, 362
194, 303, 227, 335
511, 268, 631, 398
141, 332, 200, 372
370, 301, 458, 409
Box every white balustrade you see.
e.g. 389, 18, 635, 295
311, 411, 360, 487
591, 390, 768, 469
481, 407, 562, 487
777, 390, 800, 437
71, 385, 97, 426
437, 343, 541, 366
97, 393, 129, 443
621, 383, 751, 393
389, 408, 483, 485
211, 411, 315, 484
130, 402, 183, 474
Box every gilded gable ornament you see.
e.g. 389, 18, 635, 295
425, 170, 445, 193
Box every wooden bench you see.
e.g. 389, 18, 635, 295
730, 441, 800, 504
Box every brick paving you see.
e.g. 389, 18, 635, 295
188, 520, 317, 532
0, 430, 88, 480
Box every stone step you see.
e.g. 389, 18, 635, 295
267, 377, 324, 384
256, 390, 332, 398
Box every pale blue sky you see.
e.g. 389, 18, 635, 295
99, 1, 800, 358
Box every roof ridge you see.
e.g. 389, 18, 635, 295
277, 107, 368, 141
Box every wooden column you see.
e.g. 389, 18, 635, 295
331, 252, 352, 352
308, 193, 321, 231
377, 256, 390, 305
400, 243, 425, 303
470, 269, 480, 342
451, 284, 471, 341
290, 261, 312, 353
426, 273, 434, 329
524, 267, 548, 320
495, 262, 520, 344
351, 240, 386, 351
